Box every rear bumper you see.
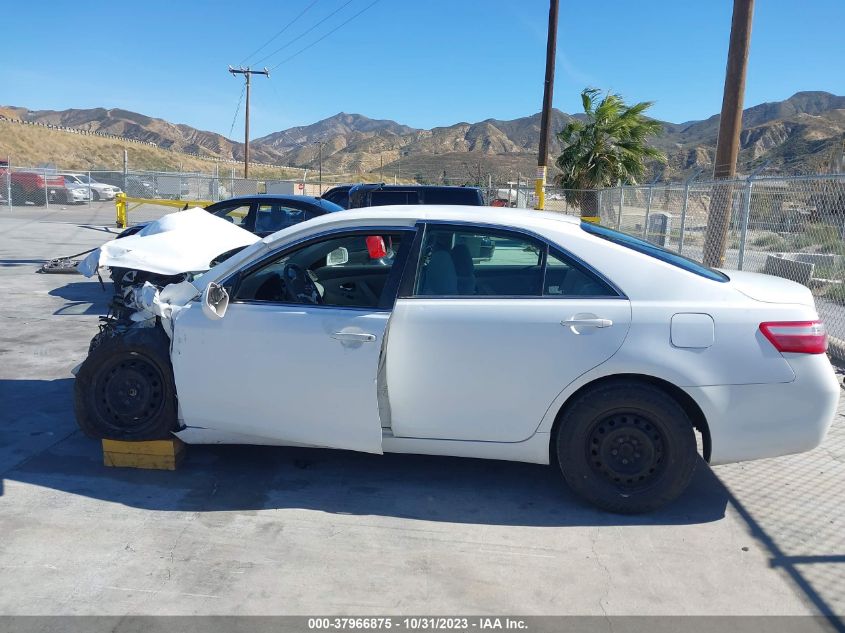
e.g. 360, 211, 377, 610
686, 354, 840, 465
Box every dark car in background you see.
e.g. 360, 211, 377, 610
116, 194, 344, 239
320, 184, 484, 209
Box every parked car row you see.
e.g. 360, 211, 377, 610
0, 164, 123, 205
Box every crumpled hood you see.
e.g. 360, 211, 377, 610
78, 207, 260, 277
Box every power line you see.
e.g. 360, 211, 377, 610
254, 0, 357, 67
269, 0, 381, 71
228, 82, 247, 139
239, 0, 321, 67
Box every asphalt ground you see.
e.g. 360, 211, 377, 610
0, 203, 844, 624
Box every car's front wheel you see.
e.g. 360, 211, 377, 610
74, 325, 178, 440
556, 380, 698, 514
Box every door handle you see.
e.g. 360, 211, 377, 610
339, 283, 356, 291
331, 332, 376, 343
561, 317, 613, 328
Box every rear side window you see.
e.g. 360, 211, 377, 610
545, 249, 618, 297
581, 222, 729, 282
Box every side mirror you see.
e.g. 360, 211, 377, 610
201, 282, 229, 320
326, 246, 349, 266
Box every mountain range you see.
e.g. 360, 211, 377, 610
2, 91, 843, 182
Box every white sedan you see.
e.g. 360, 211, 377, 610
73, 206, 839, 513
60, 173, 121, 200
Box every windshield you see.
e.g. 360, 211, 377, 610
581, 221, 729, 282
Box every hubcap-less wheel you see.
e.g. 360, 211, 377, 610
587, 413, 666, 490
94, 356, 164, 434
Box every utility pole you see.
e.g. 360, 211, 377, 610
703, 0, 754, 266
229, 66, 269, 179
314, 142, 324, 194
535, 0, 559, 211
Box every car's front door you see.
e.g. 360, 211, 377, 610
171, 228, 415, 453
385, 223, 632, 443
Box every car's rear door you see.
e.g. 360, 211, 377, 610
385, 223, 632, 443
171, 228, 415, 453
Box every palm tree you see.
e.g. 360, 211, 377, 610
555, 88, 666, 217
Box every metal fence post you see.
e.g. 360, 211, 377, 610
597, 190, 603, 220
43, 167, 49, 208
5, 157, 11, 212
737, 176, 755, 271
87, 169, 92, 205
617, 185, 624, 229
642, 185, 654, 239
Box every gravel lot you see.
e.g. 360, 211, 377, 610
0, 203, 843, 622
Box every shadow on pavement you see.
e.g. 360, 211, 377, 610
1, 377, 729, 528
48, 280, 109, 315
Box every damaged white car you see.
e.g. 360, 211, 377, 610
78, 208, 260, 317
74, 206, 839, 513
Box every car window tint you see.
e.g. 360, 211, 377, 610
235, 232, 404, 309
544, 248, 618, 297
414, 227, 543, 297
254, 204, 311, 233
370, 191, 419, 206
213, 204, 251, 227
423, 189, 481, 205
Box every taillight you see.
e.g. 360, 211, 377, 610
759, 321, 828, 354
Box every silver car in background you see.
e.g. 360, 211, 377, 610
60, 173, 122, 201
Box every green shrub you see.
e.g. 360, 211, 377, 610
825, 283, 845, 305
751, 232, 787, 251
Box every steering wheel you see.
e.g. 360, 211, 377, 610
282, 263, 322, 305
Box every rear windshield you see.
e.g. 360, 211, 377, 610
581, 222, 729, 282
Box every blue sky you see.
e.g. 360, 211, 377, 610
1, 0, 843, 138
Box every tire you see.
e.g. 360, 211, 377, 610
74, 325, 178, 441
556, 380, 698, 514
92, 190, 100, 201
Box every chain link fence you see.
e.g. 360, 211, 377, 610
536, 174, 845, 343
4, 160, 845, 340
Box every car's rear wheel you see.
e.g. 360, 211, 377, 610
74, 325, 177, 440
556, 380, 698, 514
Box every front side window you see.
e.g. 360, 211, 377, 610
414, 227, 544, 296
235, 232, 406, 309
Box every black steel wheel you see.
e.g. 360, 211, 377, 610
93, 355, 166, 436
556, 380, 698, 514
75, 325, 177, 440
586, 413, 666, 491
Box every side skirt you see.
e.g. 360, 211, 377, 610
382, 430, 551, 465
174, 427, 551, 465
